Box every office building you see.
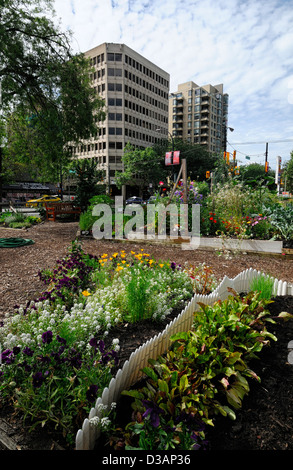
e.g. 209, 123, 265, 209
72, 43, 170, 193
169, 81, 229, 153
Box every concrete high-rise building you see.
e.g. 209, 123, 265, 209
168, 81, 229, 154
72, 43, 170, 194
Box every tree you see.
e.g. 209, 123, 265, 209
239, 163, 275, 189
115, 143, 166, 195
0, 0, 105, 203
73, 159, 105, 211
152, 138, 217, 181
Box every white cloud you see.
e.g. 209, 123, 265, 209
52, 0, 293, 166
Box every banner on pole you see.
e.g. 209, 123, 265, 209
173, 150, 180, 165
165, 152, 172, 165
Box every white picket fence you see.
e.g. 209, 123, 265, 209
75, 268, 293, 450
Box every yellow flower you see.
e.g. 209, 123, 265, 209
159, 263, 164, 268
116, 266, 123, 272
131, 251, 135, 255
149, 259, 154, 265
82, 290, 91, 297
112, 253, 118, 258
121, 260, 126, 264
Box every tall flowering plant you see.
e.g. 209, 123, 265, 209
172, 180, 203, 234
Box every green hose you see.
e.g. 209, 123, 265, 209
0, 238, 35, 247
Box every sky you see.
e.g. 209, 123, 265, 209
52, 0, 293, 170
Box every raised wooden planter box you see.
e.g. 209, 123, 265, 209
77, 228, 288, 256
193, 237, 283, 254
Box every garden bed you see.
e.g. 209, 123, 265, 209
1, 221, 292, 323
91, 294, 293, 452
0, 221, 293, 451
1, 295, 292, 451
78, 229, 291, 256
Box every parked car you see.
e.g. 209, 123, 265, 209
147, 196, 157, 204
25, 195, 61, 208
125, 196, 145, 205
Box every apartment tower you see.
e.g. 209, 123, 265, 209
169, 81, 229, 154
72, 43, 170, 193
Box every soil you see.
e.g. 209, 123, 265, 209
0, 219, 293, 452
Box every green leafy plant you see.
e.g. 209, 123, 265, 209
107, 291, 292, 450
264, 203, 293, 241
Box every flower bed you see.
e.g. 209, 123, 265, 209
92, 289, 293, 451
0, 241, 218, 446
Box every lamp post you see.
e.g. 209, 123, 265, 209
224, 125, 234, 152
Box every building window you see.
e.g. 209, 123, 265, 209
109, 127, 123, 135
108, 98, 122, 106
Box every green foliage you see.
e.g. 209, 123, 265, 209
152, 138, 216, 182
0, 211, 42, 228
240, 163, 275, 189
111, 291, 292, 450
249, 275, 274, 300
79, 194, 114, 231
115, 144, 165, 191
0, 324, 115, 442
1, 0, 106, 185
74, 159, 106, 211
263, 203, 293, 241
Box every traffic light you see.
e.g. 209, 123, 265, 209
234, 166, 240, 175
206, 171, 210, 178
265, 161, 269, 173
